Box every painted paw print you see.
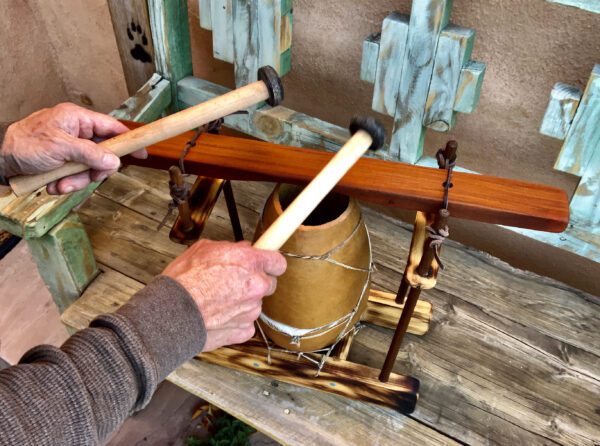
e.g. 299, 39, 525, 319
127, 20, 152, 63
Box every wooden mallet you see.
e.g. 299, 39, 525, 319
253, 116, 385, 250
9, 66, 284, 197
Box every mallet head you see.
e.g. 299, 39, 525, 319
349, 116, 386, 151
258, 66, 284, 107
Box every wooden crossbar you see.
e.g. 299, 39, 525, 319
122, 121, 569, 232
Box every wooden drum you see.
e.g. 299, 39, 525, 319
255, 184, 371, 352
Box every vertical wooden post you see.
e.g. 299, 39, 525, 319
26, 214, 99, 314
149, 0, 194, 111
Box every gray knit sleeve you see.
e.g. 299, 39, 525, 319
0, 275, 206, 446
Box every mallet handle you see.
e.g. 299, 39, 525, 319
9, 80, 270, 197
253, 130, 373, 251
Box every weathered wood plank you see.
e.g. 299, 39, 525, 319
148, 0, 193, 111
27, 213, 98, 314
210, 0, 234, 62
232, 0, 259, 87
64, 171, 600, 445
199, 0, 212, 30
107, 0, 157, 94
256, 0, 282, 73
372, 13, 409, 117
570, 138, 600, 225
360, 207, 600, 445
453, 60, 486, 114
122, 123, 569, 232
110, 73, 171, 123
389, 0, 452, 162
539, 82, 582, 140
0, 183, 98, 238
360, 32, 380, 83
424, 25, 475, 131
554, 64, 600, 176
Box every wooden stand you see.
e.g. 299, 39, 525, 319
199, 289, 431, 413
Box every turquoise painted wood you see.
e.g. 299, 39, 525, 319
201, 0, 292, 84
423, 25, 475, 131
554, 65, 600, 176
199, 0, 212, 30
372, 13, 409, 116
570, 140, 600, 225
360, 32, 380, 83
209, 0, 234, 63
453, 60, 486, 114
540, 83, 582, 140
359, 1, 485, 162
148, 0, 193, 111
110, 73, 171, 123
389, 0, 452, 162
547, 0, 600, 14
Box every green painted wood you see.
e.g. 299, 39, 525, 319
389, 0, 452, 162
453, 60, 486, 114
554, 65, 600, 176
547, 0, 600, 13
372, 13, 409, 117
360, 32, 380, 83
540, 82, 582, 140
199, 0, 212, 29
424, 25, 475, 131
110, 73, 171, 123
148, 0, 193, 111
210, 0, 234, 62
27, 213, 99, 314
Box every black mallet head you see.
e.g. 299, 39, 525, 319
258, 66, 284, 106
349, 116, 386, 151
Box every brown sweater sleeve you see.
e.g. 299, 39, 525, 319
0, 275, 206, 446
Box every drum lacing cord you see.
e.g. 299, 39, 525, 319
256, 222, 374, 376
425, 224, 449, 270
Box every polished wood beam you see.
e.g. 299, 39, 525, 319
121, 121, 569, 232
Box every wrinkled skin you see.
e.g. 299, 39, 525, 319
2, 102, 287, 352
0, 102, 147, 194
163, 240, 286, 351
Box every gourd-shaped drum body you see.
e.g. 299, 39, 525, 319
256, 184, 371, 352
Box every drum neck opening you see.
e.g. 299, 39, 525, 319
278, 184, 350, 226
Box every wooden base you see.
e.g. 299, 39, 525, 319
199, 338, 420, 414
196, 290, 431, 413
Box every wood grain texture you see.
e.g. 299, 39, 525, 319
61, 168, 600, 445
360, 32, 380, 84
210, 0, 234, 62
121, 122, 569, 232
233, 0, 259, 87
372, 13, 410, 117
539, 82, 582, 140
148, 0, 193, 111
424, 25, 475, 131
389, 0, 451, 162
199, 0, 212, 30
107, 0, 157, 94
26, 213, 98, 314
453, 60, 486, 114
199, 340, 419, 413
110, 73, 171, 123
554, 64, 600, 176
0, 183, 97, 238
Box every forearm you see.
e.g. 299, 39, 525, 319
0, 276, 206, 446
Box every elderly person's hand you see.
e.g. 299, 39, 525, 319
163, 239, 287, 352
0, 102, 146, 194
